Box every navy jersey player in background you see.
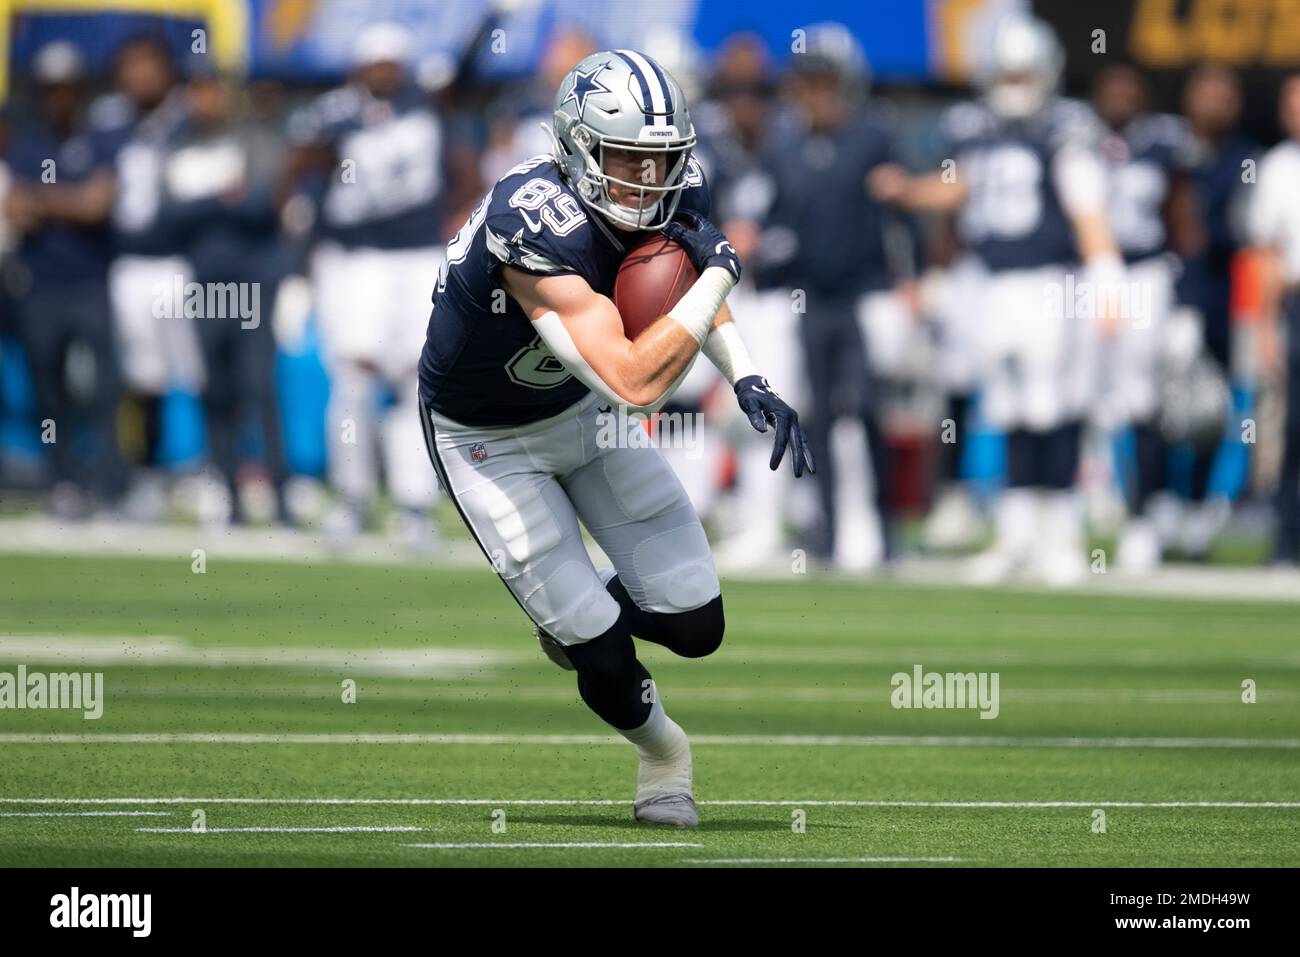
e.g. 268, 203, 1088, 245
97, 35, 199, 520
418, 50, 813, 827
1175, 65, 1258, 560
750, 24, 912, 570
6, 42, 127, 517
288, 22, 445, 553
873, 14, 1124, 587
1091, 64, 1202, 571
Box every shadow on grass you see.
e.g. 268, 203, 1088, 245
503, 813, 857, 833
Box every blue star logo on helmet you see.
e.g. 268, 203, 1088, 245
561, 61, 613, 122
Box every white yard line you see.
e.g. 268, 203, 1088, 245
0, 810, 171, 817
4, 798, 1298, 809
102, 683, 1300, 705
1, 732, 1296, 748
685, 856, 975, 864
136, 826, 428, 833
0, 636, 510, 678
401, 842, 702, 849
5, 633, 1300, 672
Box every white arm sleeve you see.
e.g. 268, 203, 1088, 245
702, 320, 759, 386
666, 266, 736, 343
1052, 146, 1108, 218
532, 310, 660, 413
531, 266, 736, 412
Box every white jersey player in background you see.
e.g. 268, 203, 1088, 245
288, 22, 444, 552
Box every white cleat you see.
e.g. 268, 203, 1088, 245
324, 502, 364, 552
1037, 548, 1088, 588
634, 793, 699, 828
1117, 518, 1161, 573
922, 487, 985, 552
392, 507, 438, 556
963, 547, 1024, 585
632, 717, 697, 827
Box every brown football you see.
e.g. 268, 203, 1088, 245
613, 235, 697, 340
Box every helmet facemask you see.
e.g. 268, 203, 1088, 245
551, 115, 696, 231
987, 70, 1056, 120
979, 16, 1063, 121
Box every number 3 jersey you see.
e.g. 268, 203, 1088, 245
943, 98, 1103, 273
418, 153, 710, 427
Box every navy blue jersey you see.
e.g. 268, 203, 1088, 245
288, 83, 443, 250
1102, 113, 1195, 262
1177, 131, 1258, 367
94, 91, 190, 257
751, 112, 900, 295
418, 153, 710, 427
945, 98, 1101, 272
10, 122, 118, 283
691, 98, 785, 226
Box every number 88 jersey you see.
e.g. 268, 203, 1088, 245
943, 98, 1101, 273
419, 153, 709, 427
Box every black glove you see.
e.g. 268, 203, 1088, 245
663, 209, 742, 280
734, 375, 815, 478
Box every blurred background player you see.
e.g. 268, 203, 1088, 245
1, 4, 1298, 582
1251, 75, 1300, 567
98, 34, 199, 520
874, 14, 1123, 585
287, 22, 444, 552
5, 42, 126, 518
696, 34, 803, 565
748, 23, 906, 570
1175, 64, 1258, 560
917, 240, 987, 553
157, 59, 292, 526
1091, 63, 1200, 571
479, 27, 596, 190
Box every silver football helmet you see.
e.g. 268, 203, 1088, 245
977, 15, 1064, 120
550, 50, 696, 231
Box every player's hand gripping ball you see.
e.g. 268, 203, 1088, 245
663, 208, 742, 280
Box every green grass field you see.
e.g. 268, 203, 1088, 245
1, 551, 1297, 867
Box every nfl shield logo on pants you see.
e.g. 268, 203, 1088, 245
470, 442, 488, 463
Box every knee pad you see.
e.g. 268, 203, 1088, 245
632, 521, 720, 613
529, 561, 621, 645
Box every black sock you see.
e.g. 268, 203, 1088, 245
561, 614, 653, 730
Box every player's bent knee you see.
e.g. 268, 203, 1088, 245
531, 561, 622, 645
654, 594, 725, 659
633, 521, 719, 612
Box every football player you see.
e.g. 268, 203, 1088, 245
1251, 75, 1300, 566
288, 22, 444, 551
1091, 64, 1200, 570
1174, 66, 1258, 559
418, 51, 813, 826
873, 14, 1123, 585
97, 35, 201, 520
